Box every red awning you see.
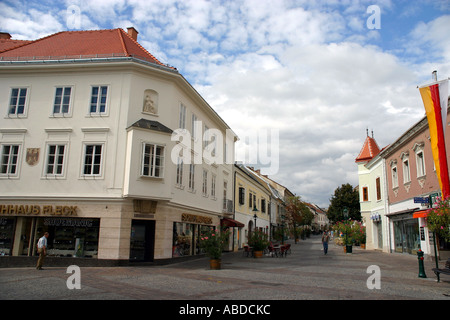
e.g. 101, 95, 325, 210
413, 209, 431, 219
221, 218, 244, 228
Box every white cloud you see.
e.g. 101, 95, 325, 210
0, 0, 448, 207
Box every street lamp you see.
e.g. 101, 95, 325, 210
253, 205, 258, 231
343, 207, 349, 220
343, 207, 351, 253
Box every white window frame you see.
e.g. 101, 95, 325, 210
141, 143, 165, 178
7, 87, 29, 118
202, 169, 208, 196
191, 114, 198, 141
176, 157, 183, 187
0, 144, 21, 178
81, 143, 104, 178
43, 143, 68, 178
52, 86, 73, 117
89, 85, 109, 115
392, 166, 398, 188
402, 158, 410, 184
413, 143, 426, 178
188, 163, 195, 191
179, 103, 186, 129
211, 174, 216, 198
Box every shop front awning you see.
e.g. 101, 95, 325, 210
221, 218, 244, 228
413, 209, 431, 219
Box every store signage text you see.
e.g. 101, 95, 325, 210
181, 213, 212, 225
0, 205, 78, 216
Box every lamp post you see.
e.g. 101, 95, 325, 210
253, 205, 258, 231
343, 207, 351, 253
281, 214, 285, 245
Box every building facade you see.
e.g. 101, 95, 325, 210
380, 115, 446, 258
355, 133, 390, 252
233, 164, 271, 249
0, 28, 237, 263
357, 104, 450, 260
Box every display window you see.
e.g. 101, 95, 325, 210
35, 218, 100, 258
0, 218, 15, 256
172, 222, 211, 257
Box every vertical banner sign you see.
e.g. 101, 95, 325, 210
419, 80, 449, 198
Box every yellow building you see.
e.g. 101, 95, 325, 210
233, 164, 271, 249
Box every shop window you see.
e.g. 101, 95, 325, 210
0, 218, 15, 255
172, 222, 211, 258
35, 218, 99, 258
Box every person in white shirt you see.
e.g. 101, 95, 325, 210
36, 232, 49, 270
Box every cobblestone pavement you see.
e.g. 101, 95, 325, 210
1, 235, 449, 302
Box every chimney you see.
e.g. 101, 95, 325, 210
127, 27, 138, 41
0, 32, 12, 40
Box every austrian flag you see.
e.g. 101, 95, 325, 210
419, 80, 449, 198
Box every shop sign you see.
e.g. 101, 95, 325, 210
413, 197, 429, 204
181, 213, 213, 225
0, 204, 77, 216
43, 218, 93, 227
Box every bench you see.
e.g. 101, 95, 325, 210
432, 258, 450, 282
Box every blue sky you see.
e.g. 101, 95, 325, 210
1, 0, 449, 207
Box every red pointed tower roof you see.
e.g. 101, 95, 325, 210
355, 132, 381, 163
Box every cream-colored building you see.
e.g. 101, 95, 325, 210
356, 133, 389, 252
0, 28, 237, 264
233, 164, 271, 249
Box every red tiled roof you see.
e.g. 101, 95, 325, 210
0, 39, 32, 52
0, 28, 170, 68
355, 135, 381, 163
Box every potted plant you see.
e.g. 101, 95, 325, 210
355, 224, 366, 249
426, 196, 450, 242
248, 229, 269, 258
333, 220, 354, 253
199, 228, 229, 269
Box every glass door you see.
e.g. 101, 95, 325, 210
377, 220, 383, 249
130, 220, 155, 262
394, 220, 404, 253
130, 223, 146, 261
405, 220, 420, 255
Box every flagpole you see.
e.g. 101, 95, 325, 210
417, 77, 450, 89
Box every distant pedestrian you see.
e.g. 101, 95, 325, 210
322, 231, 330, 255
36, 232, 49, 270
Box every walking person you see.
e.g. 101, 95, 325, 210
322, 231, 330, 255
36, 232, 49, 270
